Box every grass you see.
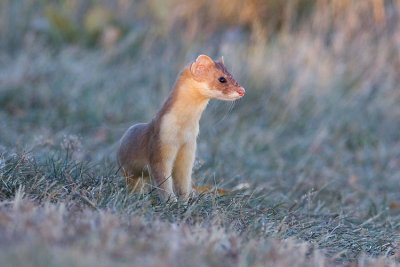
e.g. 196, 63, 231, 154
1, 0, 400, 266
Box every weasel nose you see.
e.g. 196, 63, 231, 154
236, 87, 245, 96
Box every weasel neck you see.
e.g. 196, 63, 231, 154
157, 68, 209, 126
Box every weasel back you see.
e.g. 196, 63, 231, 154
117, 123, 150, 178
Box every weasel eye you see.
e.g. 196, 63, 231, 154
218, 77, 226, 83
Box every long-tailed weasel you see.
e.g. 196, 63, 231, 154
117, 55, 245, 201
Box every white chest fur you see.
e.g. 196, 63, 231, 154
160, 113, 199, 146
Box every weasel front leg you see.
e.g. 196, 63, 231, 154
172, 143, 196, 200
150, 144, 178, 202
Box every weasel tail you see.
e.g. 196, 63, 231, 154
117, 55, 245, 201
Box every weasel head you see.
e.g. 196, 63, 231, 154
190, 55, 245, 101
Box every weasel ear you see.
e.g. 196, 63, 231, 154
218, 56, 224, 65
190, 54, 213, 77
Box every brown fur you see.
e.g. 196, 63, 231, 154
117, 55, 245, 201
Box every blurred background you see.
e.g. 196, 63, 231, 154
0, 0, 399, 198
